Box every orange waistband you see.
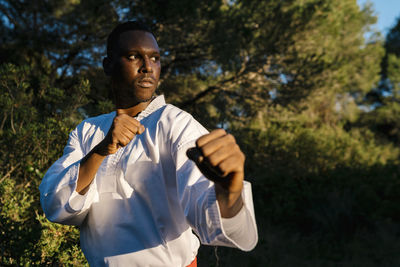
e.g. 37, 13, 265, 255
186, 257, 197, 267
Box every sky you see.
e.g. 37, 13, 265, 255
357, 0, 400, 35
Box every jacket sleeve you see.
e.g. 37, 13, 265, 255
39, 125, 98, 226
171, 115, 258, 251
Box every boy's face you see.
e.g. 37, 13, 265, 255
108, 30, 161, 107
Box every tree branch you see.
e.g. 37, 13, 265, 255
179, 85, 219, 109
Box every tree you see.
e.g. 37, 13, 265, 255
0, 63, 90, 265
358, 16, 400, 145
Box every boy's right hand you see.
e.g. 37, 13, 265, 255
97, 113, 145, 156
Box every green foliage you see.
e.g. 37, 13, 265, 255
0, 174, 39, 265
36, 214, 88, 266
0, 176, 87, 266
357, 15, 400, 146
357, 100, 400, 145
236, 106, 399, 225
199, 107, 400, 266
0, 63, 88, 265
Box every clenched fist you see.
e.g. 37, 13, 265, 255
97, 110, 145, 156
187, 129, 245, 217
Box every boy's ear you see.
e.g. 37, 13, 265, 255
103, 57, 113, 76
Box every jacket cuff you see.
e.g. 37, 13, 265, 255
66, 163, 97, 212
215, 181, 258, 251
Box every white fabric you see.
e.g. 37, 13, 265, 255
39, 95, 258, 267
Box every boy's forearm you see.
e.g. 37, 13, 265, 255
76, 144, 107, 195
215, 184, 244, 218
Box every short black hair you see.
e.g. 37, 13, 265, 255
106, 21, 156, 57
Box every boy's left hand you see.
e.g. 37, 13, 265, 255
187, 129, 245, 217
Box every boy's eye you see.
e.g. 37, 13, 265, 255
128, 55, 137, 60
150, 56, 159, 62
